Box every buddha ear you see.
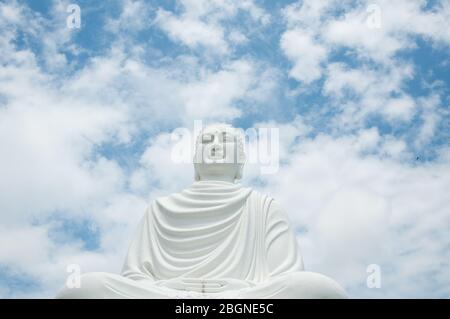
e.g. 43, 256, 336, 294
194, 169, 201, 181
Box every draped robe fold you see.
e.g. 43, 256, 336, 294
121, 180, 303, 286
55, 181, 346, 299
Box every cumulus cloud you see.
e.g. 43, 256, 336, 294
280, 30, 327, 84
252, 127, 450, 298
324, 62, 417, 124
156, 8, 229, 54
105, 0, 150, 33
154, 0, 269, 54
280, 0, 449, 144
282, 0, 450, 67
324, 0, 450, 62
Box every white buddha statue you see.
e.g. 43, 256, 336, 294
56, 124, 346, 299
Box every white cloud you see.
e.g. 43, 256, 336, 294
280, 30, 327, 83
65, 46, 276, 126
280, 0, 449, 128
156, 8, 229, 54
253, 127, 450, 297
154, 0, 269, 54
322, 0, 450, 63
179, 59, 264, 122
134, 133, 195, 194
382, 96, 416, 122
106, 0, 150, 33
415, 95, 443, 148
227, 30, 248, 45
323, 62, 418, 126
0, 0, 22, 24
0, 1, 147, 297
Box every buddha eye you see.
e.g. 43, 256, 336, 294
202, 134, 213, 144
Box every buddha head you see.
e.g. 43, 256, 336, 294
193, 124, 246, 183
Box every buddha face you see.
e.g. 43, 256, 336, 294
194, 125, 245, 182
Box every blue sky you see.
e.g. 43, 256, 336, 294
0, 0, 449, 298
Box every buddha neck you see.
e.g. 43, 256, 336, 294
198, 175, 236, 183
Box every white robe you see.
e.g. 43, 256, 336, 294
56, 181, 346, 298
122, 180, 304, 283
